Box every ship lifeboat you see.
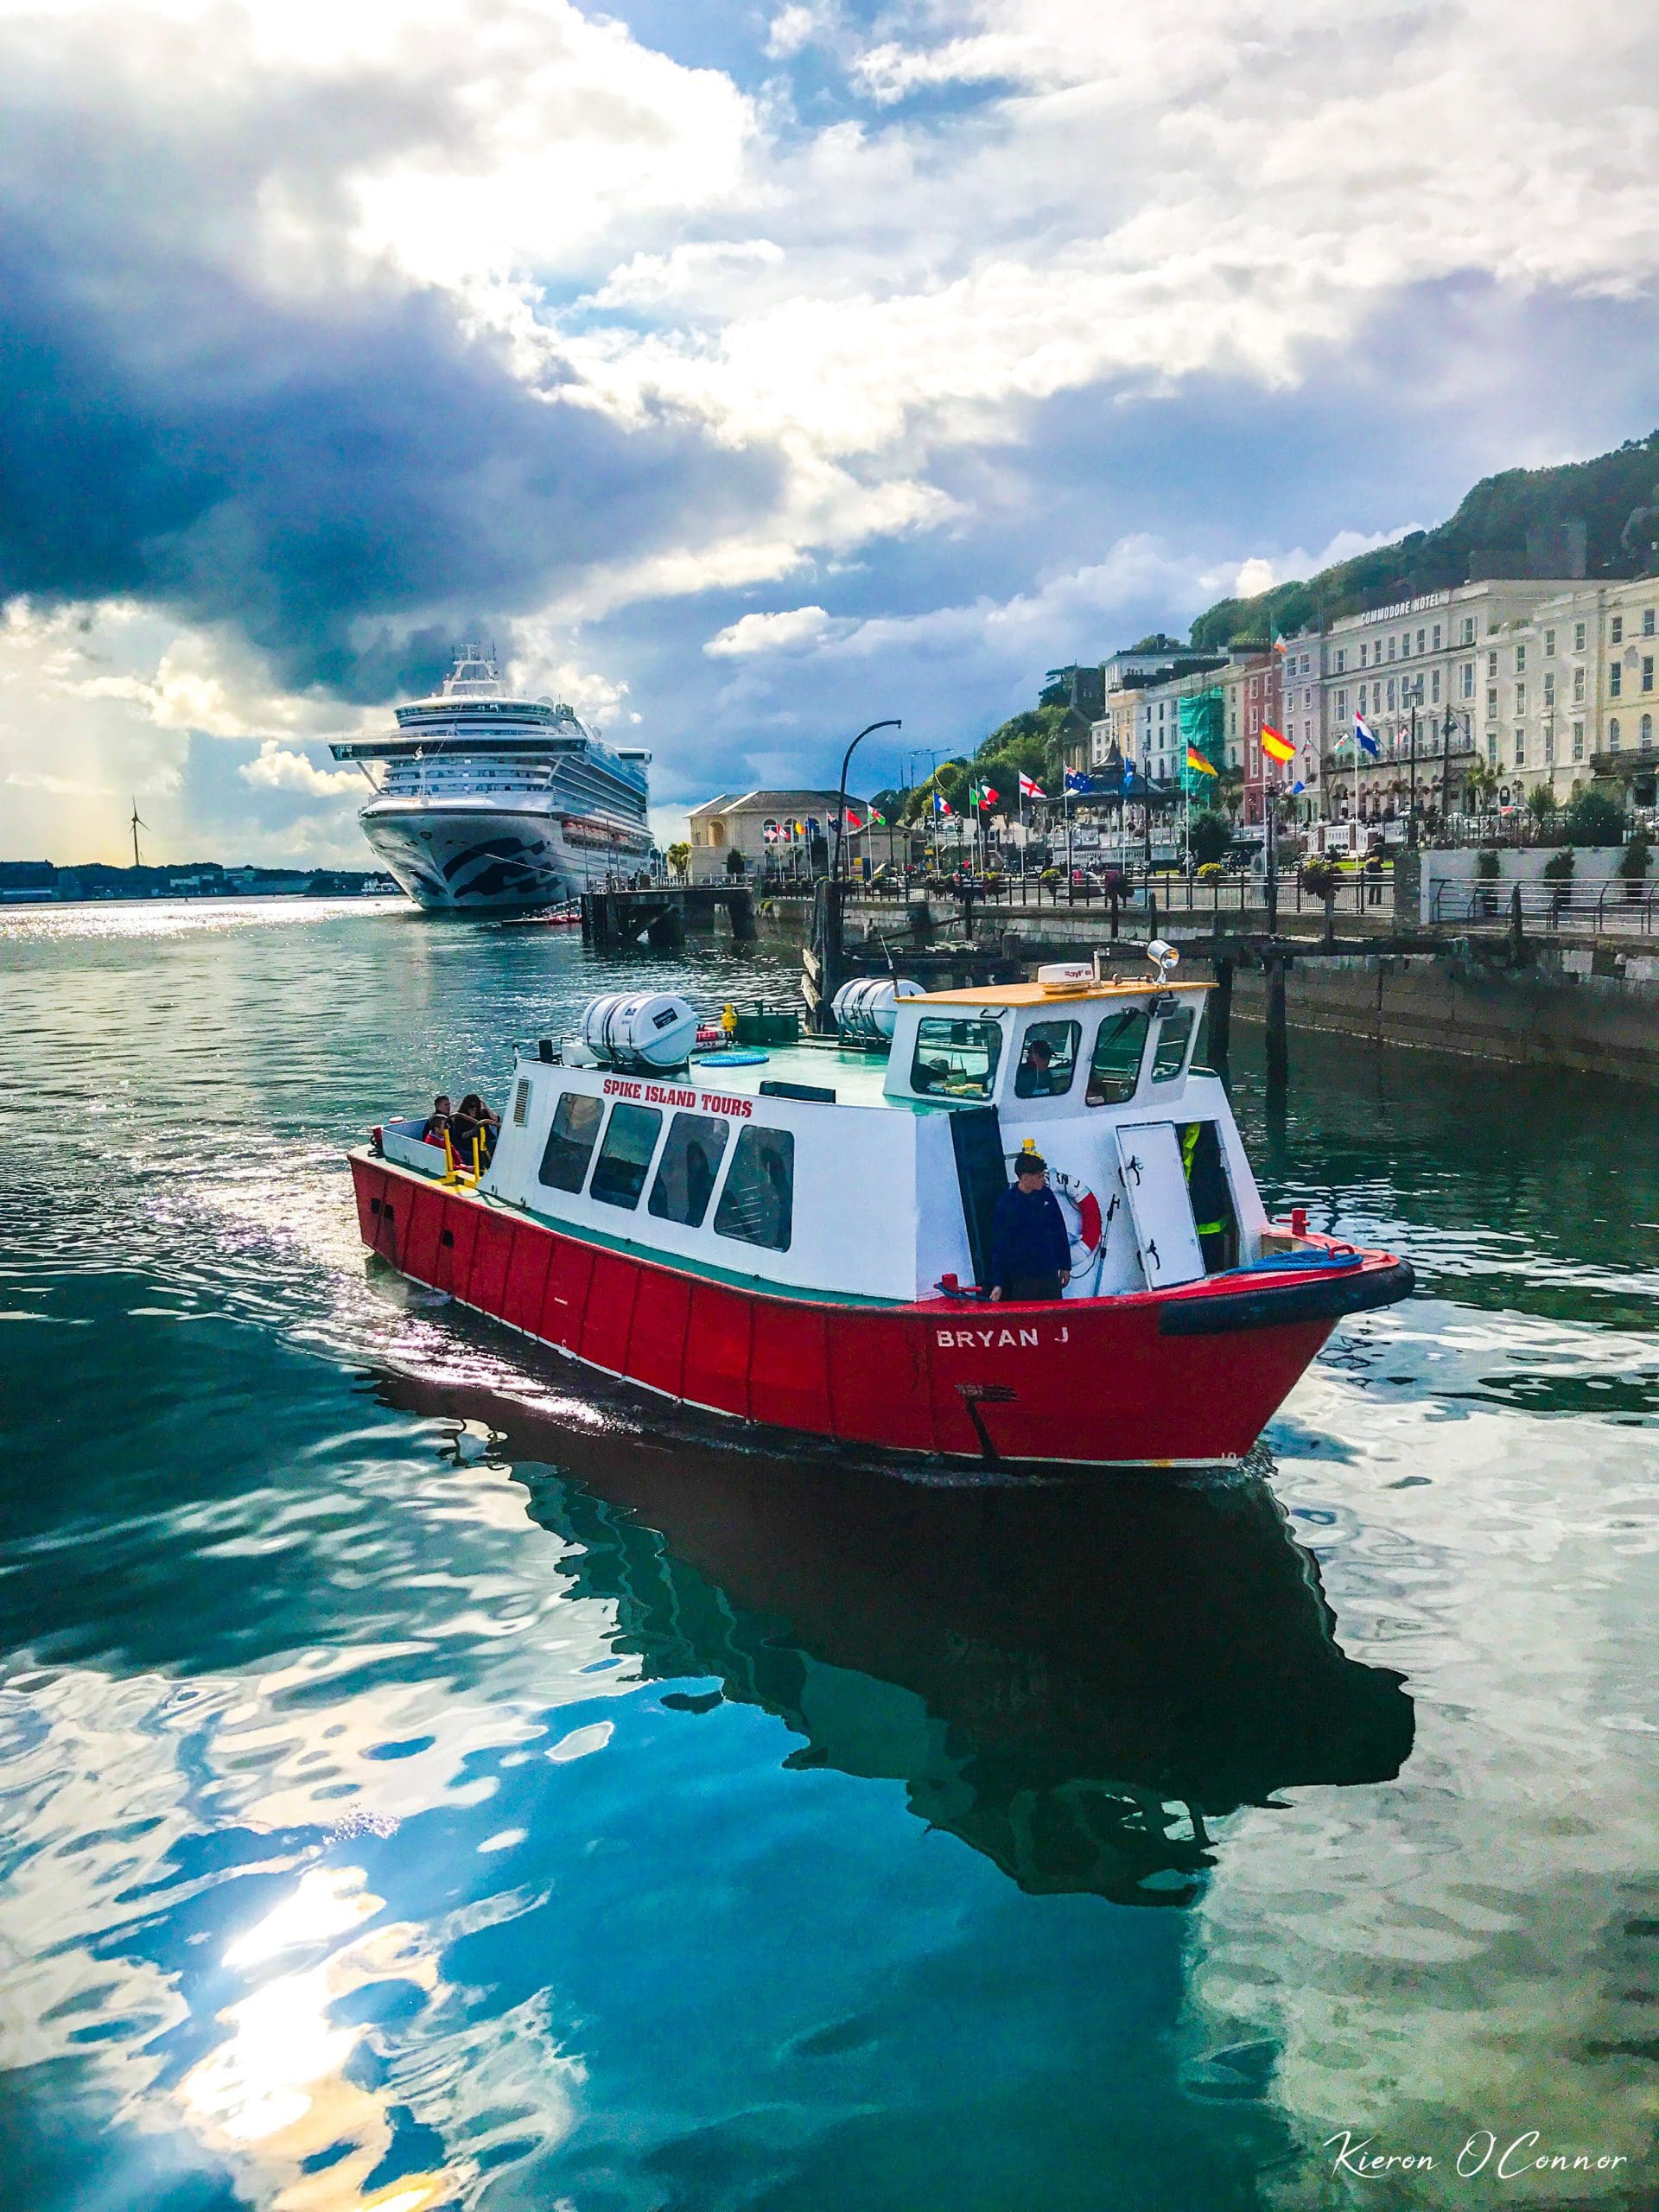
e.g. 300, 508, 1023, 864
349, 956, 1413, 1471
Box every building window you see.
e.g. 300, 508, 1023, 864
1515, 645, 1527, 673
1462, 663, 1474, 699
1573, 666, 1586, 704
1301, 653, 1311, 675
1431, 669, 1441, 704
1462, 617, 1476, 645
1388, 636, 1397, 660
714, 1125, 795, 1251
1574, 620, 1586, 652
1433, 624, 1442, 651
1643, 713, 1655, 751
1488, 651, 1498, 677
1515, 683, 1526, 714
1611, 663, 1623, 697
1645, 608, 1656, 637
1487, 732, 1497, 764
1387, 678, 1396, 710
1487, 686, 1498, 715
1544, 628, 1556, 656
1334, 649, 1345, 673
1611, 615, 1624, 645
1610, 718, 1622, 750
1644, 657, 1655, 693
1572, 721, 1584, 760
1543, 672, 1554, 709
1401, 632, 1410, 658
1360, 641, 1369, 669
1514, 731, 1525, 766
1335, 689, 1347, 717
1416, 627, 1426, 653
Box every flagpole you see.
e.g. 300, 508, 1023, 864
1353, 723, 1360, 847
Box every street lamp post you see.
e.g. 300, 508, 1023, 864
832, 719, 902, 885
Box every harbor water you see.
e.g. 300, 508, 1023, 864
1, 899, 1655, 2211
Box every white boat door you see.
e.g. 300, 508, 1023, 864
1113, 1122, 1205, 1289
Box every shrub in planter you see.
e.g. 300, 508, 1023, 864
1476, 849, 1501, 879
1563, 789, 1626, 848
1619, 834, 1650, 897
1542, 849, 1574, 884
1300, 860, 1338, 899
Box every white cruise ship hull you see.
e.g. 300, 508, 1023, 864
362, 801, 649, 912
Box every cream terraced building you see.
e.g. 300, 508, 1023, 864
1280, 577, 1651, 823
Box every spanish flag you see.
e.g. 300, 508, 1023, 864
1261, 723, 1295, 764
1185, 745, 1217, 777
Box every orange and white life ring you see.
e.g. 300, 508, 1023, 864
1049, 1169, 1105, 1274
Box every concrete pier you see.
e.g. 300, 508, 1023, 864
581, 882, 757, 951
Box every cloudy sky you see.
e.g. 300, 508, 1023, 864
3, 0, 1657, 865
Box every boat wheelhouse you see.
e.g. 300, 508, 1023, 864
331, 644, 652, 911
348, 963, 1413, 1469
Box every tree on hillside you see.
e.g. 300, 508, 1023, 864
1189, 429, 1659, 652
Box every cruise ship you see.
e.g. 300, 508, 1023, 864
330, 645, 653, 911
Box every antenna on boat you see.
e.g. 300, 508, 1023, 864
130, 798, 148, 869
1146, 938, 1179, 984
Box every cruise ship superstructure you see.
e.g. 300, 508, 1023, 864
331, 645, 653, 911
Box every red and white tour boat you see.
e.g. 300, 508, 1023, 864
348, 955, 1413, 1470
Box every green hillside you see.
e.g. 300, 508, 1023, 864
1191, 430, 1659, 652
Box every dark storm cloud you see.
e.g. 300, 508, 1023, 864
0, 155, 777, 703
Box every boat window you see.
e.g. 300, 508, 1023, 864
1014, 1018, 1080, 1098
512, 1077, 531, 1128
1086, 1008, 1149, 1104
910, 1017, 1003, 1100
714, 1126, 794, 1251
647, 1111, 731, 1229
1151, 1005, 1197, 1084
589, 1102, 664, 1210
538, 1091, 604, 1191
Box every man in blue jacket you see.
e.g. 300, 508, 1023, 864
988, 1150, 1071, 1301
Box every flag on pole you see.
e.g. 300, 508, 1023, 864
1272, 634, 1289, 655
1261, 723, 1294, 764
1185, 745, 1218, 777
868, 804, 887, 826
969, 779, 999, 810
1353, 714, 1379, 759
1290, 779, 1305, 796
1017, 770, 1046, 798
842, 808, 864, 831
1063, 768, 1094, 793
931, 790, 954, 816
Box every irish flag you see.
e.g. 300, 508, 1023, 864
1261, 723, 1295, 764
1185, 745, 1218, 777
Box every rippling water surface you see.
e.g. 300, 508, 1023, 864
2, 899, 1655, 2211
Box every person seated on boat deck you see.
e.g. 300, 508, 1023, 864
421, 1095, 454, 1147
450, 1093, 500, 1166
988, 1151, 1071, 1302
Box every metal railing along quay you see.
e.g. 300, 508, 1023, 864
1430, 877, 1659, 935
832, 870, 1392, 922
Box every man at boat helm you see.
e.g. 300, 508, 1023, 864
988, 1149, 1071, 1302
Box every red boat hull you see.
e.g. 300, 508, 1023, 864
349, 1152, 1408, 1468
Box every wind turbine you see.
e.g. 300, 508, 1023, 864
130, 798, 148, 869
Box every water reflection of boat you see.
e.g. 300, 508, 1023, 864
372, 1370, 1414, 1905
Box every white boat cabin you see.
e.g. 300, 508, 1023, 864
380, 976, 1272, 1306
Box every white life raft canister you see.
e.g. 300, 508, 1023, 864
830, 975, 924, 1043
578, 990, 699, 1071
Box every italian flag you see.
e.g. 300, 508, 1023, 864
970, 779, 1000, 810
